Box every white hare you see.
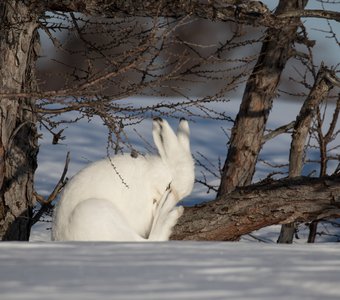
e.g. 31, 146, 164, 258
52, 118, 195, 241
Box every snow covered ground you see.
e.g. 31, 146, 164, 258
1, 242, 340, 300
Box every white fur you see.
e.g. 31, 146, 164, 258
52, 118, 194, 241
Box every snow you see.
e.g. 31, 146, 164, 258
1, 242, 340, 300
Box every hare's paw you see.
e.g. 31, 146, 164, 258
175, 205, 184, 218
149, 205, 184, 241
165, 205, 184, 229
159, 206, 184, 240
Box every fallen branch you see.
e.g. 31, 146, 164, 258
171, 175, 340, 241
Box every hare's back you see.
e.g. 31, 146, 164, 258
60, 154, 171, 215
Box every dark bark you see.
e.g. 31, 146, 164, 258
38, 1, 340, 26
307, 96, 340, 242
171, 176, 340, 241
277, 223, 296, 244
38, 0, 274, 27
0, 1, 39, 240
217, 0, 308, 197
278, 66, 334, 243
289, 66, 334, 178
307, 221, 318, 243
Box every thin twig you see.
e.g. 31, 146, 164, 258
31, 152, 70, 226
262, 121, 295, 144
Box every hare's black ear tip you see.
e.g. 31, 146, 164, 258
153, 117, 163, 122
179, 118, 188, 125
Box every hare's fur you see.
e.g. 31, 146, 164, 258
52, 118, 194, 241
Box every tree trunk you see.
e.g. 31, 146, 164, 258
307, 221, 318, 243
217, 0, 309, 197
278, 66, 334, 243
0, 1, 39, 240
171, 176, 340, 241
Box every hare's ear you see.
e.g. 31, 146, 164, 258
153, 118, 166, 158
177, 118, 191, 152
160, 119, 179, 156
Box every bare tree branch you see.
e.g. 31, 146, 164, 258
0, 58, 142, 99
277, 9, 340, 22
262, 121, 295, 144
37, 0, 274, 27
31, 152, 70, 226
278, 65, 334, 243
289, 66, 335, 178
37, 1, 340, 30
172, 175, 340, 241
